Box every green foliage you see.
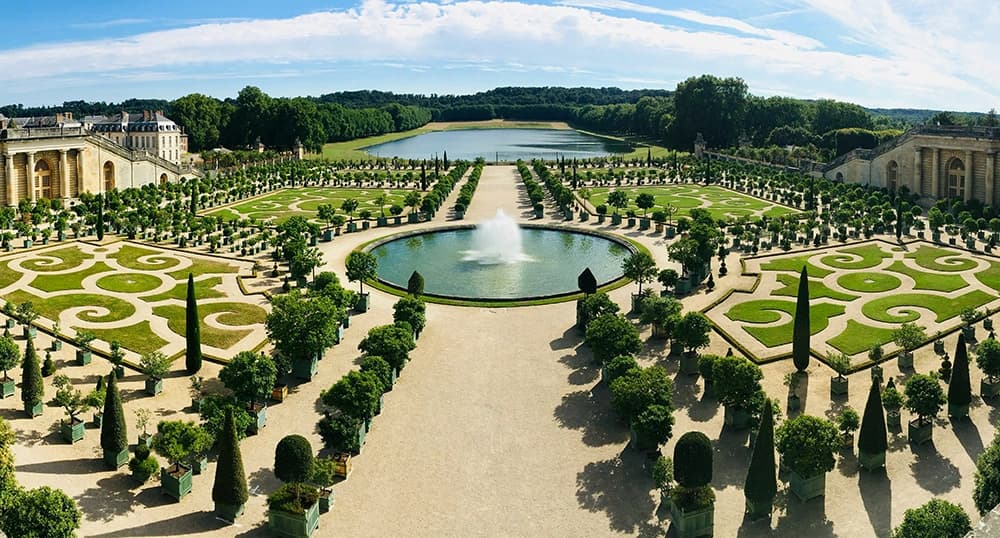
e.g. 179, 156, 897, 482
712, 355, 763, 411
837, 407, 860, 434
585, 314, 642, 365
792, 266, 810, 371
622, 251, 657, 294
698, 354, 720, 383
317, 412, 362, 454
891, 499, 971, 538
674, 431, 713, 488
609, 365, 673, 422
274, 434, 314, 484
52, 375, 87, 420
199, 394, 253, 441
745, 399, 777, 504
858, 379, 888, 455
219, 351, 277, 406
949, 333, 972, 407
976, 337, 1000, 382
100, 373, 127, 453
904, 373, 945, 424
392, 295, 426, 336
775, 414, 840, 478
670, 485, 717, 513
212, 407, 249, 509
153, 420, 212, 465
358, 324, 416, 371
322, 370, 383, 420
675, 312, 712, 352
0, 335, 19, 378
185, 273, 202, 374
892, 322, 926, 351
882, 378, 904, 410
0, 486, 81, 538
827, 352, 851, 378
577, 292, 619, 329
139, 351, 171, 380
310, 457, 339, 489
360, 356, 393, 393
310, 271, 357, 310
651, 455, 674, 495
974, 433, 1000, 515
267, 291, 343, 363
407, 270, 425, 296
604, 355, 639, 384
345, 251, 378, 294
267, 482, 320, 516
128, 451, 160, 484
638, 296, 681, 330
631, 404, 675, 449
20, 336, 42, 408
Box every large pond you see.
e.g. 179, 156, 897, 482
363, 128, 632, 161
369, 225, 632, 301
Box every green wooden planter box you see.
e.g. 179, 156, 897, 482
0, 376, 13, 398
318, 489, 334, 513
669, 342, 685, 357
407, 213, 420, 224
534, 207, 544, 219
104, 447, 129, 469
269, 500, 320, 537
949, 402, 969, 418
377, 217, 388, 227
355, 293, 370, 313
321, 229, 333, 242
292, 356, 318, 381
680, 352, 699, 375
161, 464, 194, 501
744, 498, 771, 521
858, 449, 886, 471
138, 432, 154, 448
145, 378, 163, 396
248, 404, 267, 435
675, 278, 692, 295
75, 349, 92, 365
830, 376, 848, 397
114, 365, 125, 379
788, 470, 826, 501
724, 406, 750, 429
24, 401, 43, 417
669, 502, 714, 537
22, 326, 36, 339
638, 218, 650, 230
898, 351, 913, 369
886, 410, 901, 429
60, 418, 85, 444
611, 214, 623, 225
92, 411, 103, 428
597, 214, 605, 224
908, 419, 932, 444
982, 378, 1000, 399
191, 454, 209, 474
214, 502, 245, 522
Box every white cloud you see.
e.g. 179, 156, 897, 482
1, 0, 998, 109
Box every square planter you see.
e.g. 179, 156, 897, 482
407, 213, 420, 224
724, 406, 751, 429
627, 217, 636, 227
321, 229, 333, 242
161, 463, 194, 501
145, 377, 163, 396
333, 452, 352, 478
271, 384, 289, 403
611, 214, 622, 226
60, 417, 85, 444
362, 221, 370, 230
268, 499, 320, 538
377, 217, 388, 227
318, 488, 334, 513
75, 349, 92, 366
638, 218, 650, 230
292, 356, 318, 381
51, 340, 62, 351
247, 403, 267, 435
92, 411, 103, 428
858, 449, 886, 471
215, 502, 245, 522
669, 502, 714, 538
898, 351, 913, 369
908, 418, 933, 444
0, 376, 13, 398
4, 319, 14, 329
355, 293, 370, 314
788, 470, 826, 501
22, 326, 36, 339
393, 216, 402, 225
24, 401, 43, 417
830, 376, 849, 397
982, 378, 1000, 399
630, 293, 645, 314
886, 410, 901, 429
191, 454, 209, 475
138, 432, 154, 448
114, 365, 125, 379
680, 352, 699, 375
103, 447, 129, 469
669, 342, 685, 357
597, 214, 606, 224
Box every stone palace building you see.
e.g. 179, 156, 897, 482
0, 111, 196, 205
822, 126, 1000, 206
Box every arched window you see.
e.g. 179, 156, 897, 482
835, 172, 844, 182
103, 161, 115, 192
34, 160, 52, 200
886, 161, 898, 191
947, 158, 965, 199
159, 173, 168, 185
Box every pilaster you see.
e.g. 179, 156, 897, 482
3, 153, 14, 206
913, 146, 922, 195
988, 151, 996, 207
26, 151, 35, 202
965, 150, 975, 202
932, 148, 940, 198
59, 149, 68, 200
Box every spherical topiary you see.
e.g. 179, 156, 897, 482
673, 431, 713, 488
274, 434, 313, 484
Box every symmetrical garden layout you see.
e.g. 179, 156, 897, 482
208, 187, 416, 224
708, 240, 1000, 360
588, 184, 798, 221
0, 242, 267, 358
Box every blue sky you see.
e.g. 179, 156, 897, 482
3, 0, 997, 110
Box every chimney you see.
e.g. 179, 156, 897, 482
143, 110, 150, 121
55, 112, 64, 124
65, 111, 73, 120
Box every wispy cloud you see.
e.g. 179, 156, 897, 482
70, 18, 149, 29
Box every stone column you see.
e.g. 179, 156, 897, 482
59, 149, 68, 200
3, 153, 14, 206
965, 150, 975, 202
932, 148, 940, 198
988, 151, 996, 207
76, 148, 86, 197
913, 147, 923, 195
25, 152, 35, 202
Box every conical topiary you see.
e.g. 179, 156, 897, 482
96, 194, 105, 241
857, 377, 888, 468
100, 371, 128, 462
212, 407, 249, 520
407, 271, 424, 296
792, 266, 810, 372
744, 399, 776, 519
20, 335, 43, 413
949, 332, 972, 415
185, 273, 202, 374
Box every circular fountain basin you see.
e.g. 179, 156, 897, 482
367, 224, 633, 302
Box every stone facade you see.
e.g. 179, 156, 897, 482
823, 126, 1000, 205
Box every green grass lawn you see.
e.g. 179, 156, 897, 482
836, 272, 902, 293
862, 290, 994, 323
31, 262, 113, 292
726, 299, 845, 348
209, 187, 413, 225
885, 260, 969, 292
974, 260, 1000, 294
142, 276, 225, 303
112, 245, 181, 271
75, 321, 169, 356
0, 262, 22, 289
906, 245, 979, 272
819, 244, 892, 270
828, 320, 898, 356
153, 302, 266, 349
588, 185, 797, 222
21, 246, 92, 272
772, 273, 857, 301
759, 255, 833, 278
96, 273, 163, 294
5, 289, 135, 323
167, 258, 238, 280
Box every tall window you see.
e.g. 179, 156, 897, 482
103, 161, 115, 192
947, 158, 965, 199
887, 161, 898, 191
34, 160, 51, 200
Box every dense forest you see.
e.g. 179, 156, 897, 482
2, 78, 995, 159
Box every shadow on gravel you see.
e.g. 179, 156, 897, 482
88, 510, 230, 537
576, 449, 662, 537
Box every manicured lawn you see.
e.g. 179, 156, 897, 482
906, 245, 978, 272
21, 246, 92, 272
5, 290, 135, 323
828, 320, 898, 356
112, 245, 181, 271
96, 273, 163, 294
167, 258, 238, 280
153, 302, 266, 349
588, 184, 797, 222
885, 260, 969, 292
31, 262, 113, 292
862, 290, 994, 323
0, 262, 22, 289
75, 321, 169, 356
210, 187, 414, 225
772, 273, 856, 301
141, 276, 225, 303
819, 244, 891, 270
836, 272, 902, 293
974, 260, 1000, 294
726, 299, 844, 348
759, 255, 833, 278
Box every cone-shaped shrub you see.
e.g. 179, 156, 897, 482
20, 335, 42, 409
858, 378, 888, 455
185, 273, 202, 374
949, 332, 972, 408
674, 431, 713, 488
792, 266, 810, 372
407, 271, 424, 296
744, 399, 776, 508
212, 407, 249, 512
96, 194, 104, 241
100, 372, 127, 454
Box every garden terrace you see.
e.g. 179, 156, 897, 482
588, 184, 798, 222
207, 187, 416, 225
